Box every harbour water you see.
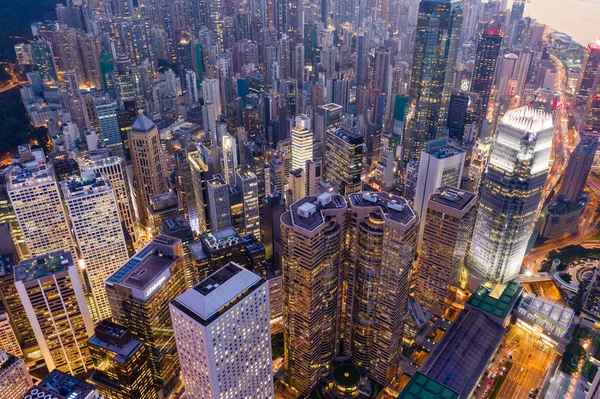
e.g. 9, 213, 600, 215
523, 0, 600, 46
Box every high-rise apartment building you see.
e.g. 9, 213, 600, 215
414, 187, 477, 316
280, 193, 347, 395
61, 171, 130, 323
291, 114, 313, 172
88, 320, 157, 399
128, 113, 169, 225
170, 263, 274, 399
80, 154, 138, 246
6, 155, 75, 258
404, 0, 463, 168
324, 126, 364, 198
106, 235, 186, 396
345, 192, 418, 385
467, 107, 553, 283
0, 351, 32, 399
15, 250, 94, 375
413, 138, 465, 248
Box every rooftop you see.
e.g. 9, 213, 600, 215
418, 308, 506, 398
466, 282, 523, 321
201, 228, 244, 252
398, 372, 459, 399
288, 192, 347, 231
429, 186, 477, 212
328, 126, 363, 145
518, 294, 574, 330
14, 250, 74, 283
502, 106, 553, 133
89, 321, 143, 365
243, 234, 264, 253
61, 171, 109, 198
424, 137, 465, 159
171, 262, 264, 324
25, 370, 97, 399
348, 192, 417, 228
131, 113, 156, 132
106, 235, 180, 301
547, 197, 584, 216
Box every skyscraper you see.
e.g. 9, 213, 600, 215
106, 235, 187, 396
414, 187, 477, 316
222, 134, 238, 185
88, 320, 157, 399
0, 350, 32, 399
7, 154, 76, 258
324, 125, 364, 198
15, 250, 94, 375
280, 193, 347, 395
413, 138, 465, 248
558, 136, 597, 201
207, 175, 232, 231
471, 29, 502, 126
345, 192, 418, 385
61, 172, 130, 323
575, 41, 600, 109
404, 0, 464, 168
291, 114, 313, 172
236, 169, 261, 236
467, 107, 553, 283
170, 263, 274, 399
128, 113, 169, 225
95, 100, 125, 157
80, 155, 138, 246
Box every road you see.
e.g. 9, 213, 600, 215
0, 63, 27, 93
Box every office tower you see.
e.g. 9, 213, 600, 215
281, 193, 348, 395
345, 192, 418, 386
471, 29, 502, 124
374, 147, 395, 190
356, 32, 368, 86
559, 136, 597, 201
582, 71, 600, 133
404, 0, 464, 168
468, 107, 553, 283
30, 39, 57, 83
315, 103, 342, 147
80, 155, 138, 246
188, 146, 217, 234
128, 113, 169, 225
291, 115, 314, 172
0, 350, 32, 399
509, 0, 525, 23
6, 159, 75, 258
24, 370, 102, 399
95, 100, 125, 157
106, 235, 187, 396
413, 138, 465, 247
236, 169, 260, 237
202, 78, 222, 115
189, 228, 248, 279
62, 172, 130, 323
414, 187, 477, 316
88, 320, 157, 399
575, 41, 600, 108
0, 253, 34, 351
222, 134, 238, 185
207, 175, 232, 231
399, 283, 521, 399
170, 263, 274, 399
46, 152, 80, 182
15, 250, 94, 375
324, 126, 364, 198
447, 92, 472, 142
262, 192, 286, 263
186, 71, 199, 104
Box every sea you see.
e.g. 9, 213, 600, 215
522, 0, 600, 46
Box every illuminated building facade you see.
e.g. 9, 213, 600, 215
62, 172, 130, 323
324, 126, 363, 198
467, 107, 553, 283
280, 193, 347, 395
0, 351, 32, 399
414, 187, 477, 316
236, 169, 261, 237
128, 113, 169, 225
575, 41, 600, 108
6, 155, 75, 258
14, 250, 94, 375
291, 115, 313, 172
106, 235, 186, 396
170, 263, 273, 399
471, 29, 502, 125
404, 0, 463, 169
345, 192, 418, 386
88, 320, 157, 399
222, 134, 238, 185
